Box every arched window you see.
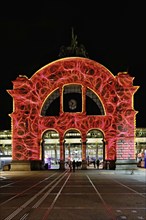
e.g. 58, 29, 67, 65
41, 89, 60, 116
63, 84, 82, 112
86, 88, 104, 115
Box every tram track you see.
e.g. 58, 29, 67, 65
1, 170, 69, 220
0, 172, 58, 206
41, 172, 71, 220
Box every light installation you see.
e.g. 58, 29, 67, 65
7, 57, 139, 169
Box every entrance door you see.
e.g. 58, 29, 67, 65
42, 130, 60, 169
86, 129, 104, 168
64, 130, 82, 165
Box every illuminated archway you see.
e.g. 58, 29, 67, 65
64, 129, 82, 163
86, 129, 104, 167
42, 130, 60, 169
8, 57, 139, 170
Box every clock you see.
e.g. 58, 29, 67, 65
68, 99, 77, 110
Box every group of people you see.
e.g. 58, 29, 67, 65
68, 159, 100, 171
92, 159, 100, 169
68, 160, 81, 172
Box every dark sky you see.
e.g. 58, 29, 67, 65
0, 1, 146, 130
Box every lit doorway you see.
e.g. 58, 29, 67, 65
64, 130, 82, 166
86, 129, 104, 168
42, 130, 60, 169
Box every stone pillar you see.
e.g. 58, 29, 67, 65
81, 136, 87, 169
40, 139, 44, 163
59, 137, 65, 170
114, 74, 138, 170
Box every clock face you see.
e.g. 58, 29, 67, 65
68, 99, 77, 110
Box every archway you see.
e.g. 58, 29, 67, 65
64, 129, 82, 166
8, 57, 138, 170
86, 129, 104, 168
42, 130, 60, 169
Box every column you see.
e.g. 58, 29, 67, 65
59, 137, 65, 170
81, 135, 87, 169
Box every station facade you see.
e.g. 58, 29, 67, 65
6, 57, 139, 170
1, 128, 146, 170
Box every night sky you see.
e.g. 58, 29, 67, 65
0, 1, 145, 130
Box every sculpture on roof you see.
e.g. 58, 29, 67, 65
58, 27, 88, 58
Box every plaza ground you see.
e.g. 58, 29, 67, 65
0, 168, 146, 220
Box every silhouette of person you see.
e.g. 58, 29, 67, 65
69, 160, 72, 172
72, 160, 76, 172
93, 160, 96, 168
96, 159, 100, 169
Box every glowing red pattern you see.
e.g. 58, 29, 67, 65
8, 58, 138, 161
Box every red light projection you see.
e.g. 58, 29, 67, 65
8, 57, 138, 162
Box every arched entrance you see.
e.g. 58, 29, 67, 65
42, 130, 60, 169
64, 129, 82, 164
8, 57, 139, 170
86, 129, 104, 168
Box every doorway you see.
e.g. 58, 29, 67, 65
64, 129, 82, 167
86, 129, 104, 169
42, 130, 60, 169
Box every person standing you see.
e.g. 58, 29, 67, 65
96, 159, 100, 169
93, 160, 96, 168
69, 160, 72, 172
72, 160, 76, 172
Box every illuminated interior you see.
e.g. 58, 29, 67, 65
7, 57, 139, 168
